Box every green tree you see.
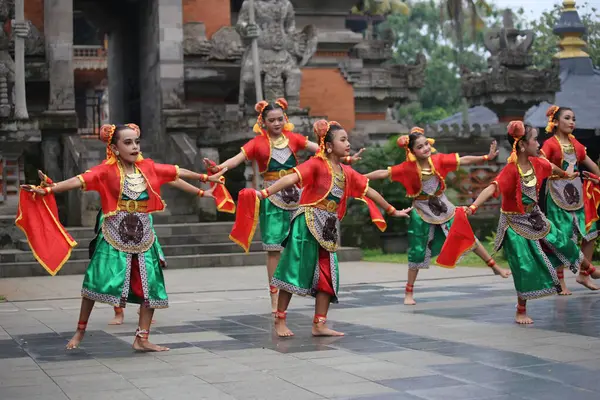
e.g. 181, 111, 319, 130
382, 1, 504, 124
528, 2, 600, 69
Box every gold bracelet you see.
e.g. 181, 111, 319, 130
468, 204, 478, 214
199, 174, 208, 182
197, 189, 204, 197
344, 156, 352, 164
482, 155, 489, 162
260, 189, 270, 198
386, 205, 396, 215
44, 186, 53, 195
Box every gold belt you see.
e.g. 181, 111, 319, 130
263, 169, 294, 181
117, 199, 148, 213
414, 193, 442, 201
314, 199, 339, 213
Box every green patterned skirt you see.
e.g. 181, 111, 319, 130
82, 213, 169, 309
408, 209, 454, 269
271, 213, 340, 303
501, 223, 582, 300
259, 198, 292, 251
546, 195, 598, 243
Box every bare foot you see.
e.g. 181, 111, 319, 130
404, 293, 416, 305
515, 312, 533, 324
108, 313, 124, 325
491, 265, 511, 278
66, 330, 85, 349
274, 318, 294, 337
270, 291, 278, 314
312, 322, 344, 337
557, 278, 572, 295
132, 337, 169, 352
576, 274, 600, 291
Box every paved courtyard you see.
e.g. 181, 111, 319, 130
1, 262, 600, 400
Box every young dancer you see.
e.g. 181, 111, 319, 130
206, 99, 363, 313
464, 121, 600, 324
541, 105, 600, 294
20, 123, 225, 351
255, 120, 411, 337
365, 127, 510, 305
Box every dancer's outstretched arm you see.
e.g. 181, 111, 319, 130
459, 141, 499, 166
178, 167, 226, 184
582, 155, 600, 176
167, 179, 216, 198
204, 153, 247, 173
364, 169, 390, 181
257, 172, 299, 198
364, 187, 412, 218
466, 184, 497, 215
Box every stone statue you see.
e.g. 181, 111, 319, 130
0, 0, 40, 118
483, 9, 534, 69
236, 0, 317, 110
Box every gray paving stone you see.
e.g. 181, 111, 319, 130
306, 381, 398, 398
335, 361, 435, 381
407, 383, 507, 400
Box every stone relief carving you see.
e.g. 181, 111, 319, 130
236, 0, 317, 110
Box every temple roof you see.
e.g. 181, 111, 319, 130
525, 60, 600, 129
435, 106, 498, 126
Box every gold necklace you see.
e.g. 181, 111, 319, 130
518, 163, 536, 187
125, 166, 147, 193
270, 134, 289, 149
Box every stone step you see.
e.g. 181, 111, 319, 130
0, 247, 362, 277
16, 231, 261, 251
3, 242, 264, 263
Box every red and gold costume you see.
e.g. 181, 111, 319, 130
541, 132, 598, 242
388, 135, 468, 269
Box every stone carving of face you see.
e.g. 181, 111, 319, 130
119, 214, 144, 244
528, 210, 545, 232
322, 217, 338, 243
428, 196, 448, 216
563, 183, 579, 205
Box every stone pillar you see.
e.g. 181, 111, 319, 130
44, 0, 75, 111
157, 0, 185, 111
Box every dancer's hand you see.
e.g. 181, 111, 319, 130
463, 206, 473, 216
350, 148, 366, 163
20, 185, 48, 196
203, 158, 222, 174
391, 207, 412, 218
583, 171, 600, 184
487, 140, 499, 161
256, 189, 264, 200
203, 187, 216, 199
206, 168, 228, 184
564, 171, 579, 180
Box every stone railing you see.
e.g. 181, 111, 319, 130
73, 45, 107, 70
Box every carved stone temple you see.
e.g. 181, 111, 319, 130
0, 0, 424, 222
0, 0, 423, 273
